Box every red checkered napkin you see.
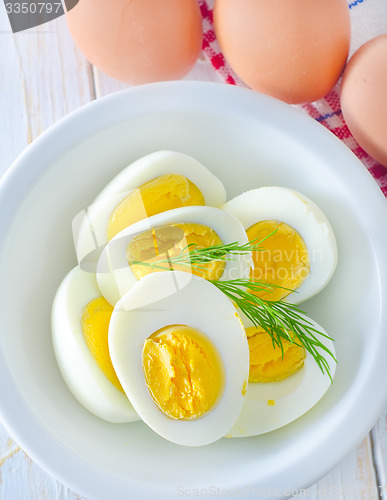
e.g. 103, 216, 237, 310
198, 0, 387, 197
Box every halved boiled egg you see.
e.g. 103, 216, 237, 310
51, 266, 138, 423
108, 271, 250, 446
222, 187, 338, 303
96, 206, 251, 306
228, 314, 336, 437
73, 151, 226, 269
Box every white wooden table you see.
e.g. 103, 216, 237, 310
0, 7, 386, 500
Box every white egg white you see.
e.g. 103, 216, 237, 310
96, 205, 251, 306
51, 266, 139, 423
108, 271, 250, 447
74, 151, 227, 269
228, 314, 336, 437
222, 187, 338, 304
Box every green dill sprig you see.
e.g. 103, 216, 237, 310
210, 279, 336, 381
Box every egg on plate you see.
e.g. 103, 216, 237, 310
222, 187, 338, 303
228, 314, 336, 437
73, 151, 227, 269
52, 150, 338, 444
108, 271, 250, 446
96, 205, 251, 306
52, 266, 139, 423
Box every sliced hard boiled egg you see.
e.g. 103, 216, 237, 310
228, 315, 336, 437
108, 271, 250, 446
222, 187, 338, 304
96, 206, 251, 306
73, 151, 226, 269
51, 266, 138, 423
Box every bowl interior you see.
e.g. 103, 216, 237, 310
0, 83, 385, 499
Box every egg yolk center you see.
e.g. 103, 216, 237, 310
81, 297, 123, 392
107, 174, 204, 240
126, 223, 226, 281
142, 325, 224, 420
247, 325, 306, 382
247, 220, 310, 301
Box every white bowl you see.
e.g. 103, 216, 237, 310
0, 81, 386, 500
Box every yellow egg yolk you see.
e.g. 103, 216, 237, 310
247, 220, 310, 301
126, 223, 226, 281
142, 325, 224, 420
107, 174, 205, 240
81, 297, 123, 392
246, 325, 306, 382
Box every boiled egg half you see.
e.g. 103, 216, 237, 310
222, 187, 338, 303
108, 271, 250, 446
96, 206, 251, 306
74, 151, 227, 269
52, 266, 138, 423
229, 314, 336, 437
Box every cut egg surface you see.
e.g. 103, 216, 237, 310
96, 206, 251, 306
51, 266, 138, 423
228, 314, 336, 437
222, 187, 338, 304
108, 271, 250, 447
74, 151, 226, 269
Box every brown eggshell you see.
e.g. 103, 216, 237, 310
341, 35, 387, 168
213, 0, 350, 104
65, 0, 203, 84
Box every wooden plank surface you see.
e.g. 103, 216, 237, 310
0, 9, 386, 500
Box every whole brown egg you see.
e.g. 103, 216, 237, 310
66, 0, 203, 84
214, 0, 351, 104
341, 35, 387, 168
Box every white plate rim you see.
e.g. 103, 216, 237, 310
0, 81, 386, 500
